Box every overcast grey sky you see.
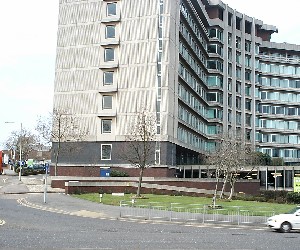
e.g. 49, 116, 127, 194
0, 0, 299, 147
0, 0, 58, 146
224, 0, 300, 43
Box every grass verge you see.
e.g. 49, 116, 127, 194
73, 193, 296, 214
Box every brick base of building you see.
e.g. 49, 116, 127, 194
50, 166, 260, 197
49, 165, 177, 178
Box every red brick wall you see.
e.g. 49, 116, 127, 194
50, 166, 100, 177
65, 181, 259, 197
50, 166, 176, 178
50, 166, 260, 196
206, 7, 219, 19
256, 29, 272, 41
57, 178, 260, 196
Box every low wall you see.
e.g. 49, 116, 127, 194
51, 177, 260, 196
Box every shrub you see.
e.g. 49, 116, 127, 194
271, 157, 284, 166
110, 170, 129, 177
287, 192, 300, 204
233, 191, 290, 203
259, 190, 289, 203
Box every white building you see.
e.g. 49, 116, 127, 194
53, 0, 300, 188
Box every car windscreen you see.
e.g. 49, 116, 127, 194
286, 207, 300, 214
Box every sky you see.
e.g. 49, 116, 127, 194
0, 1, 58, 147
0, 0, 299, 148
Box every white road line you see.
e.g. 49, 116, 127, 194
16, 198, 268, 231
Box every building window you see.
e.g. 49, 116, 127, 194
245, 55, 251, 67
236, 17, 241, 30
246, 130, 251, 140
228, 79, 232, 91
207, 60, 223, 71
104, 48, 114, 62
207, 75, 223, 87
236, 36, 241, 49
103, 95, 112, 109
236, 52, 241, 64
101, 144, 112, 160
228, 63, 232, 77
246, 114, 251, 126
245, 86, 251, 96
207, 92, 217, 102
228, 94, 232, 107
245, 21, 252, 34
228, 48, 232, 61
236, 82, 241, 94
209, 28, 223, 41
228, 12, 232, 26
103, 71, 114, 85
245, 40, 251, 52
245, 70, 251, 81
228, 33, 232, 46
236, 97, 241, 110
105, 25, 116, 39
236, 112, 241, 125
245, 100, 251, 110
218, 8, 223, 20
102, 119, 112, 133
107, 2, 117, 16
207, 44, 223, 56
236, 67, 241, 79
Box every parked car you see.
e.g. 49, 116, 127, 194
32, 164, 46, 174
15, 165, 33, 176
15, 164, 46, 175
267, 206, 300, 233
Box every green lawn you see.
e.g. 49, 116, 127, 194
73, 193, 296, 214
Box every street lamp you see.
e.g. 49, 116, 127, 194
5, 122, 23, 181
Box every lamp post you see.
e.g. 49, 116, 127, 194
5, 122, 22, 181
19, 123, 22, 181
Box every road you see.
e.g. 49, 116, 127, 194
1, 174, 300, 249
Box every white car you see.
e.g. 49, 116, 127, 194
267, 206, 300, 233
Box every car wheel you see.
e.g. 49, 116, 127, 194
280, 222, 292, 233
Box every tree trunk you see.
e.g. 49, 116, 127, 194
54, 142, 60, 176
228, 174, 236, 200
212, 169, 220, 207
137, 167, 144, 197
228, 185, 234, 200
220, 172, 229, 199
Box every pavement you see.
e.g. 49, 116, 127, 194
0, 169, 121, 220
0, 170, 270, 228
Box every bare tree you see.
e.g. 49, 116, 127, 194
120, 110, 156, 197
5, 128, 39, 162
208, 133, 253, 202
36, 108, 87, 176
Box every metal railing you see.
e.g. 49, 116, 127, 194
119, 201, 274, 226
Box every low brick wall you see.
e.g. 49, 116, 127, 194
51, 177, 260, 196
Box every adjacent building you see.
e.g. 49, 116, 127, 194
53, 0, 300, 188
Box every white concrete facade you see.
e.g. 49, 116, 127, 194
53, 0, 300, 177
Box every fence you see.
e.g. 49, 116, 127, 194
119, 201, 275, 226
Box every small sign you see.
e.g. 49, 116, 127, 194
294, 177, 300, 192
112, 193, 124, 196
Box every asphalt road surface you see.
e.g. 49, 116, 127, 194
1, 194, 300, 249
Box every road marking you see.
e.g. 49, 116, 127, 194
0, 219, 6, 226
16, 198, 268, 232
